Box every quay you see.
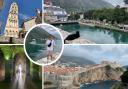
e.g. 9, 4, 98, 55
60, 29, 94, 44
50, 21, 78, 25
79, 20, 128, 33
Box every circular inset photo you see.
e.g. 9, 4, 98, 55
24, 23, 64, 66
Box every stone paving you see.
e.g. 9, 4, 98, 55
36, 53, 59, 64
60, 30, 94, 44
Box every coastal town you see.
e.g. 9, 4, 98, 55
44, 61, 123, 89
44, 45, 128, 89
44, 0, 128, 44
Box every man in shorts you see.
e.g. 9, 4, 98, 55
46, 35, 55, 61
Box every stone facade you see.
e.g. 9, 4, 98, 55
4, 2, 19, 38
21, 10, 42, 32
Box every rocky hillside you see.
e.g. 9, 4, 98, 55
73, 63, 124, 87
51, 0, 114, 12
0, 0, 3, 9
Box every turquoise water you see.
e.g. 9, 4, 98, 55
80, 80, 117, 89
56, 24, 128, 44
26, 40, 62, 61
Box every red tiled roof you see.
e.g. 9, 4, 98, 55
44, 66, 80, 75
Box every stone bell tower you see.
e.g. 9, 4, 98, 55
4, 2, 19, 38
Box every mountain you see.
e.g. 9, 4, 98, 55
124, 0, 128, 4
51, 0, 114, 12
104, 0, 125, 7
59, 55, 96, 66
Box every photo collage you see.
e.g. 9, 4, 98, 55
0, 0, 128, 89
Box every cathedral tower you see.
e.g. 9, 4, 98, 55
4, 2, 19, 38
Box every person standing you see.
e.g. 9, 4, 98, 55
46, 35, 55, 61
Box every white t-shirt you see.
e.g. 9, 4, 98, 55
46, 39, 55, 51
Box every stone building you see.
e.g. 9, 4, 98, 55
19, 9, 42, 38
4, 2, 19, 38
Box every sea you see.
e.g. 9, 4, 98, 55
80, 80, 118, 89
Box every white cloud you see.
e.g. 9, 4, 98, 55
63, 45, 128, 66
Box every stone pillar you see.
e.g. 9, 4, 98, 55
0, 49, 5, 81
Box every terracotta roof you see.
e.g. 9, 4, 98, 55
44, 66, 80, 75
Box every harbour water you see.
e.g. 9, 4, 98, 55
80, 80, 117, 89
56, 24, 128, 44
26, 40, 62, 61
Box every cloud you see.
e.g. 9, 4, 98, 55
63, 45, 128, 66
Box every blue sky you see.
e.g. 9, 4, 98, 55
63, 45, 128, 66
0, 0, 42, 35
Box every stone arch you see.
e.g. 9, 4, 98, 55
13, 53, 27, 77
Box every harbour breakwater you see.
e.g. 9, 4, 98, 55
44, 61, 124, 89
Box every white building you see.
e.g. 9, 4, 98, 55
44, 4, 68, 22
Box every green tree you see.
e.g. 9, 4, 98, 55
120, 67, 128, 85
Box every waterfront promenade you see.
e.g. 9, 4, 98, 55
50, 20, 78, 25
79, 20, 128, 33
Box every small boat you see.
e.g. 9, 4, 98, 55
85, 82, 91, 85
94, 80, 100, 84
30, 39, 36, 44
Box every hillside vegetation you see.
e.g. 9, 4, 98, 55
51, 0, 114, 12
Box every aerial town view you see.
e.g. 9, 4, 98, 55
44, 0, 128, 44
0, 0, 42, 44
44, 45, 128, 89
0, 46, 42, 89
